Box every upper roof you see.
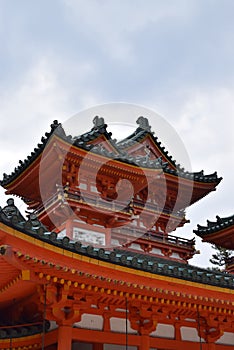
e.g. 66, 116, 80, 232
194, 214, 234, 249
0, 116, 222, 188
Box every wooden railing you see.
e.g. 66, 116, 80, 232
112, 226, 195, 249
58, 186, 186, 219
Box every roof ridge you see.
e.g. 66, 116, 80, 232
194, 213, 234, 236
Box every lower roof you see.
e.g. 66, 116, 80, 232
0, 208, 234, 290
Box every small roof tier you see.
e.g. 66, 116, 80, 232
194, 214, 234, 249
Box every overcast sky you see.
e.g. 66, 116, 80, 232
0, 0, 233, 267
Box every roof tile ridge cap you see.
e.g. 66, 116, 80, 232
177, 168, 222, 183
87, 123, 120, 151
91, 115, 114, 139
193, 213, 234, 233
116, 128, 147, 147
210, 214, 234, 227
52, 120, 74, 142
215, 213, 234, 222
149, 132, 177, 168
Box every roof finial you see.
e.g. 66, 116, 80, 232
1, 198, 25, 222
93, 115, 105, 128
136, 116, 151, 131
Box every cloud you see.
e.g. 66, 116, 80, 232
62, 0, 196, 62
0, 54, 104, 202
0, 54, 102, 211
156, 86, 234, 267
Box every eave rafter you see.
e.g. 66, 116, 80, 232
7, 249, 234, 318
0, 271, 22, 295
35, 266, 234, 337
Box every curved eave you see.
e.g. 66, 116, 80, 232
0, 122, 118, 188
1, 151, 43, 190
1, 116, 222, 195
1, 134, 164, 199
3, 155, 42, 201
1, 218, 234, 293
194, 215, 234, 236
190, 178, 221, 205
164, 172, 221, 208
166, 167, 222, 185
3, 133, 221, 192
194, 216, 234, 249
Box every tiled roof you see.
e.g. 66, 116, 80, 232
117, 127, 178, 168
0, 118, 222, 187
117, 123, 221, 183
1, 206, 234, 290
194, 214, 234, 237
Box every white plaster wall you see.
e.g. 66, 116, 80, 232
48, 320, 58, 330
181, 326, 204, 342
110, 317, 137, 334
216, 332, 234, 345
150, 323, 174, 338
129, 243, 142, 251
151, 248, 163, 255
170, 252, 182, 260
74, 314, 103, 330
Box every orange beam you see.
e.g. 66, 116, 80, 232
71, 328, 233, 350
0, 328, 232, 350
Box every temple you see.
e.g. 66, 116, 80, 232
0, 117, 233, 350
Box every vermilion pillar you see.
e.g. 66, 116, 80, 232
57, 325, 72, 350
93, 343, 104, 350
65, 219, 74, 239
139, 335, 149, 350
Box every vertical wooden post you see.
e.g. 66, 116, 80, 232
105, 228, 111, 247
66, 219, 73, 239
175, 323, 181, 341
139, 335, 149, 350
207, 343, 216, 350
93, 343, 104, 350
57, 325, 72, 350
